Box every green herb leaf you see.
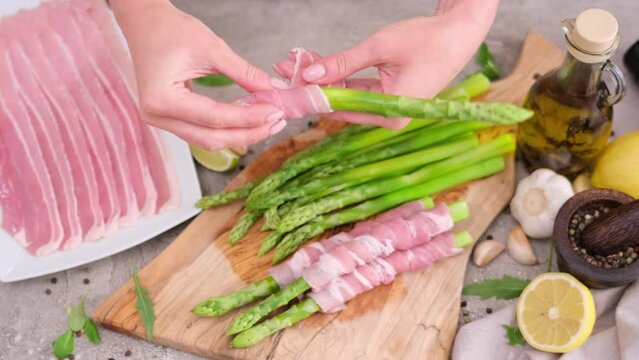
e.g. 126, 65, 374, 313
53, 329, 74, 359
476, 42, 501, 81
462, 275, 530, 300
67, 298, 88, 332
84, 319, 101, 345
133, 270, 156, 341
194, 74, 234, 87
502, 324, 526, 346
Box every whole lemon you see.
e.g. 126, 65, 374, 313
591, 131, 639, 198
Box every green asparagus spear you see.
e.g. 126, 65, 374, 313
437, 73, 491, 101
263, 206, 281, 230
195, 125, 375, 210
229, 210, 263, 245
258, 231, 286, 256
283, 124, 374, 166
246, 120, 435, 202
277, 134, 514, 232
227, 278, 311, 335
254, 131, 479, 210
321, 87, 533, 124
191, 277, 280, 317
228, 202, 469, 335
273, 156, 506, 263
196, 182, 257, 209
231, 231, 475, 348
230, 298, 320, 348
247, 121, 486, 209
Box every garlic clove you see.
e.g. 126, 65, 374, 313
508, 225, 539, 265
472, 240, 506, 267
572, 173, 592, 194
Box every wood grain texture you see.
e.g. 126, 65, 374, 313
94, 32, 564, 360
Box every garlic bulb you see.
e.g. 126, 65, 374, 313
510, 168, 574, 238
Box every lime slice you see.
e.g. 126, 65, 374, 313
189, 145, 240, 172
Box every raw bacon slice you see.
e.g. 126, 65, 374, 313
302, 204, 453, 290
0, 44, 64, 255
350, 200, 426, 236
269, 200, 428, 287
0, 119, 24, 241
44, 2, 140, 226
15, 10, 105, 245
69, 0, 181, 214
274, 48, 346, 88
309, 232, 462, 313
2, 22, 83, 250
38, 6, 122, 235
243, 85, 333, 120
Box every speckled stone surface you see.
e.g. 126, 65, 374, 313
1, 1, 638, 359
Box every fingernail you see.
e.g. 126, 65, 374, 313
270, 120, 287, 135
303, 64, 326, 82
266, 110, 285, 123
269, 77, 291, 90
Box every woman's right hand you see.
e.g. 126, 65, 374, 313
272, 0, 498, 129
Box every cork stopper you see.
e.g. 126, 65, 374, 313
563, 9, 619, 63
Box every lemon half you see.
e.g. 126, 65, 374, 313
516, 272, 595, 353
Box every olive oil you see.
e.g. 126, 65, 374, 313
519, 57, 613, 177
518, 9, 625, 178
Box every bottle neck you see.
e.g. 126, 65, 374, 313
556, 52, 605, 97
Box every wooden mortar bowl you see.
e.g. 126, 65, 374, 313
553, 189, 639, 288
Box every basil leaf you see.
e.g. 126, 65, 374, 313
194, 74, 234, 87
502, 325, 526, 346
462, 275, 530, 300
133, 270, 156, 341
84, 319, 101, 345
53, 329, 74, 359
476, 42, 501, 81
67, 299, 88, 332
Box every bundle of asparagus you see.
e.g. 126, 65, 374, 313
196, 72, 525, 264
230, 231, 473, 348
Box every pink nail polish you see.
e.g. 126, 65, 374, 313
270, 120, 287, 135
303, 64, 326, 82
269, 77, 291, 89
267, 110, 284, 123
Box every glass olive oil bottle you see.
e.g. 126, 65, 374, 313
519, 9, 625, 178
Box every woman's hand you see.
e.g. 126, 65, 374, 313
276, 0, 498, 129
110, 0, 286, 150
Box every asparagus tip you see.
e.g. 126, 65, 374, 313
191, 299, 229, 317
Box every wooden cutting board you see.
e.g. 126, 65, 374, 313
94, 32, 564, 359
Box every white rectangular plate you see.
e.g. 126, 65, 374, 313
0, 131, 202, 283
0, 1, 202, 282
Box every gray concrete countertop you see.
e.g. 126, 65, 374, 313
1, 1, 638, 359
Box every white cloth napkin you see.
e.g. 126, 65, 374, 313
452, 281, 639, 360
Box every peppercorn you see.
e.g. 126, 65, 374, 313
125, 350, 132, 357
83, 278, 90, 285
486, 308, 493, 314
45, 289, 52, 295
51, 277, 57, 284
